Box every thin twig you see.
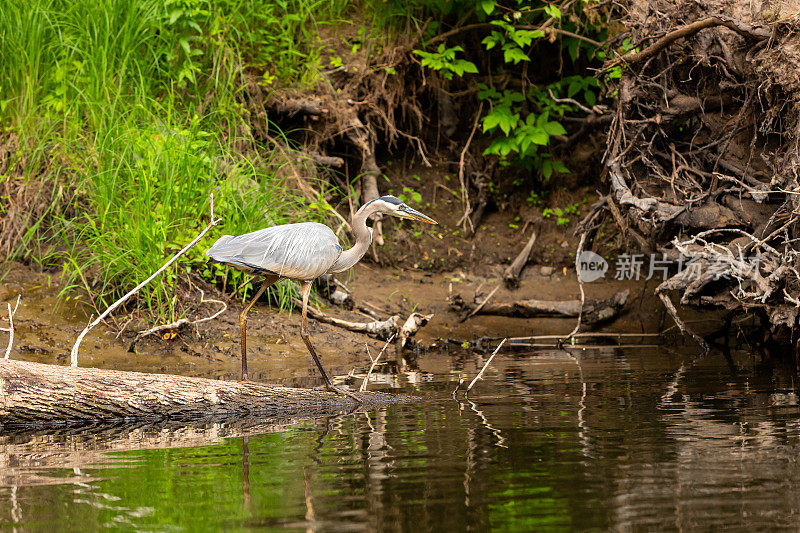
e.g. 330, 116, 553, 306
3, 295, 21, 360
360, 333, 396, 392
466, 338, 507, 393
128, 290, 228, 350
460, 284, 500, 323
451, 377, 466, 398
458, 102, 483, 233
507, 332, 660, 341
71, 194, 220, 367
562, 233, 587, 344
548, 89, 603, 115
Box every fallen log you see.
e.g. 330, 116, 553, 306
451, 289, 629, 324
0, 359, 414, 428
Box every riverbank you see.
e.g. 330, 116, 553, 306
2, 254, 721, 390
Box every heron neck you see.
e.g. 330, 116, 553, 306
327, 205, 373, 273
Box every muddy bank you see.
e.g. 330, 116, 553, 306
0, 257, 725, 391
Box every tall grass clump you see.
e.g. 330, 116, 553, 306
0, 0, 341, 322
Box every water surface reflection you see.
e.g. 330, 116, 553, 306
1, 347, 799, 530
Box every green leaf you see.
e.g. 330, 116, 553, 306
567, 38, 579, 62
543, 121, 567, 135
584, 90, 596, 106
454, 60, 478, 75
536, 111, 549, 127
482, 113, 502, 133
480, 0, 496, 15
179, 38, 192, 57
544, 5, 561, 19
542, 159, 554, 180
482, 31, 503, 50
568, 80, 582, 98
503, 46, 529, 64
168, 9, 183, 25
530, 129, 549, 145
553, 160, 570, 173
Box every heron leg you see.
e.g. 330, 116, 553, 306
299, 281, 362, 405
239, 275, 278, 381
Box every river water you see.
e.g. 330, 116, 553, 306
2, 345, 799, 531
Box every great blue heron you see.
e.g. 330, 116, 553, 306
206, 195, 437, 401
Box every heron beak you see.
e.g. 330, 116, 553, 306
400, 205, 438, 224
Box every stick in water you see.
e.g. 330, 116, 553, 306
3, 295, 21, 360
360, 333, 396, 392
70, 194, 220, 367
466, 338, 507, 394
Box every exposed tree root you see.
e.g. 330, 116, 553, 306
580, 2, 800, 342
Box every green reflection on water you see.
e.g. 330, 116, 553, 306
5, 349, 800, 531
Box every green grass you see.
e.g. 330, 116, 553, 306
0, 0, 348, 322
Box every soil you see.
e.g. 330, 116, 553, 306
374, 162, 603, 274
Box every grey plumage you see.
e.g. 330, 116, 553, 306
206, 222, 343, 281
205, 195, 437, 400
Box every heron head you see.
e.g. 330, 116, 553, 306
369, 195, 438, 224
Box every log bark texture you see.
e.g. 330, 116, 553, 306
0, 360, 412, 428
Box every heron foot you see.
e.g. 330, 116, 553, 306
326, 383, 363, 406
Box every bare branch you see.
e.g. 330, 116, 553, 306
3, 295, 21, 360
360, 334, 396, 392
466, 338, 507, 393
128, 290, 228, 350
71, 194, 220, 367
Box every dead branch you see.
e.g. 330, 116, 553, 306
563, 233, 588, 343
316, 274, 354, 309
398, 312, 434, 348
458, 102, 483, 234
452, 289, 629, 324
503, 229, 538, 288
274, 98, 326, 116
657, 289, 710, 352
504, 332, 661, 343
463, 173, 491, 238
71, 195, 220, 367
3, 295, 21, 360
465, 338, 507, 394
309, 153, 344, 168
295, 298, 399, 339
360, 334, 396, 392
128, 290, 228, 351
459, 284, 500, 323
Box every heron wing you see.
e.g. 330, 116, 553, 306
206, 222, 342, 281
